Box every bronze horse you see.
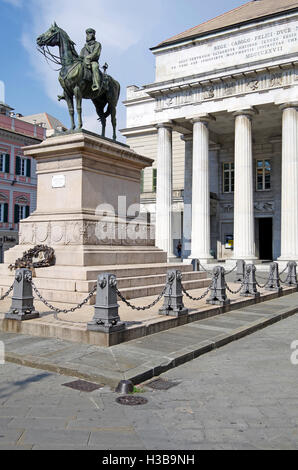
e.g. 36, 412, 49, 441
37, 23, 120, 140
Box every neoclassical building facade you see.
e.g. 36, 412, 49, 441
121, 0, 298, 263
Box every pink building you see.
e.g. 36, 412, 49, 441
0, 102, 45, 261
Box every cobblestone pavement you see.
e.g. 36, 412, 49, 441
0, 313, 297, 450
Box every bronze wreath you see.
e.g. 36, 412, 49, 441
8, 245, 55, 271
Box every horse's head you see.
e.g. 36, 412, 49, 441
37, 22, 60, 48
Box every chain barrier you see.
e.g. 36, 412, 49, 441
224, 264, 237, 275
0, 283, 14, 301
255, 277, 270, 289
181, 282, 211, 301
225, 268, 250, 294
278, 264, 292, 285
30, 279, 97, 322
199, 261, 237, 276
278, 275, 288, 285
113, 281, 169, 311
225, 278, 246, 295
198, 261, 215, 275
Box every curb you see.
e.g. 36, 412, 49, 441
4, 302, 298, 388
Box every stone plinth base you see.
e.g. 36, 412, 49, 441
5, 311, 39, 321
0, 130, 172, 304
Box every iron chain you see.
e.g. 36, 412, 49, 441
225, 280, 244, 295
181, 283, 211, 301
0, 283, 14, 301
224, 264, 237, 275
113, 283, 168, 311
255, 277, 270, 289
198, 261, 214, 275
30, 280, 97, 319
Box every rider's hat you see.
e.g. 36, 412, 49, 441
86, 28, 96, 35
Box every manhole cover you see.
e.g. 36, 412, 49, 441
62, 379, 102, 392
146, 378, 179, 390
116, 395, 148, 406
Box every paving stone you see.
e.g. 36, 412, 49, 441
20, 429, 90, 446
8, 417, 68, 430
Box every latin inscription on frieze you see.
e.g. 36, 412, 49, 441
156, 19, 298, 81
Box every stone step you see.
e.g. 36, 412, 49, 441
75, 270, 208, 292
119, 278, 211, 300
0, 274, 211, 305
0, 262, 194, 281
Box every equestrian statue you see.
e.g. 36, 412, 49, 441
37, 23, 120, 140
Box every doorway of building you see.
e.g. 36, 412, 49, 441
258, 218, 273, 260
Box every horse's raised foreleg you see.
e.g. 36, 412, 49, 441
74, 86, 83, 129
64, 92, 75, 130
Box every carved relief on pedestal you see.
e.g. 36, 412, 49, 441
36, 223, 50, 244
51, 224, 65, 244
18, 219, 155, 247
19, 223, 36, 245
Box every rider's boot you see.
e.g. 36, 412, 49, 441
91, 63, 100, 92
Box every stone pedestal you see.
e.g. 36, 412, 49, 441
4, 130, 165, 267
0, 130, 169, 304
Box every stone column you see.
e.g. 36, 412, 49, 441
278, 103, 298, 261
233, 109, 257, 262
190, 116, 214, 263
155, 123, 174, 258
181, 134, 193, 259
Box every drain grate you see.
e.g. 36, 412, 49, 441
146, 378, 179, 390
62, 379, 102, 392
116, 395, 148, 406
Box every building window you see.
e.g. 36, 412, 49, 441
15, 156, 31, 177
14, 204, 30, 223
256, 160, 271, 191
223, 162, 234, 193
152, 168, 157, 192
0, 203, 8, 222
0, 153, 10, 173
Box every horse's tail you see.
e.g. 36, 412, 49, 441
104, 78, 120, 118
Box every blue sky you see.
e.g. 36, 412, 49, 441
0, 0, 248, 139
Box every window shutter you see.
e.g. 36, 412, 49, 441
3, 203, 8, 223
15, 156, 21, 175
25, 205, 30, 218
26, 159, 31, 178
5, 154, 10, 174
14, 204, 19, 223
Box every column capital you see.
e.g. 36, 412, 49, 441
155, 121, 174, 131
191, 114, 216, 125
279, 102, 298, 112
232, 107, 259, 119
180, 134, 193, 142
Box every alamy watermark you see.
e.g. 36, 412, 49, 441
0, 341, 4, 365
290, 340, 298, 365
